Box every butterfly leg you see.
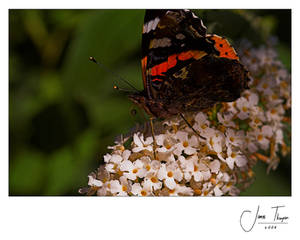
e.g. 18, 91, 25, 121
149, 117, 158, 159
179, 113, 206, 140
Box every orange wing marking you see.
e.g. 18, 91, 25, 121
207, 34, 239, 60
149, 50, 207, 82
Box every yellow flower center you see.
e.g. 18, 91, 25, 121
229, 137, 235, 142
271, 108, 277, 114
193, 165, 198, 172
151, 176, 158, 183
132, 168, 138, 174
201, 124, 207, 129
102, 178, 108, 183
146, 165, 151, 171
165, 144, 172, 149
141, 190, 147, 196
168, 189, 175, 194
219, 162, 225, 171
242, 106, 248, 112
262, 83, 268, 89
272, 94, 278, 100
231, 152, 237, 158
122, 185, 127, 192
219, 125, 226, 133
183, 141, 189, 148
116, 145, 125, 151
167, 171, 173, 178
257, 134, 263, 141
271, 66, 278, 73
280, 81, 287, 88
210, 178, 217, 185
194, 189, 202, 195
201, 145, 208, 153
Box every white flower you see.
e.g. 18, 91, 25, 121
193, 112, 210, 131
217, 112, 236, 128
155, 133, 177, 162
141, 157, 161, 174
104, 154, 123, 173
245, 133, 258, 153
156, 133, 176, 152
132, 133, 153, 152
226, 147, 247, 169
266, 105, 284, 122
251, 125, 273, 150
236, 92, 259, 120
275, 129, 284, 145
122, 150, 131, 161
88, 175, 103, 187
201, 170, 212, 181
103, 153, 112, 163
173, 131, 198, 155
109, 176, 130, 196
214, 186, 224, 196
248, 107, 266, 128
202, 128, 225, 159
143, 175, 162, 191
110, 154, 123, 164
259, 46, 277, 65
168, 184, 194, 196
225, 129, 245, 148
157, 163, 183, 189
209, 159, 220, 173
179, 155, 209, 182
120, 159, 147, 180
257, 78, 273, 96
131, 183, 152, 196
217, 171, 230, 182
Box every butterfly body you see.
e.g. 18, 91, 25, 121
129, 9, 250, 119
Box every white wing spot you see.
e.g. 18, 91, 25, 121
192, 12, 198, 19
144, 17, 160, 33
176, 33, 186, 40
200, 20, 207, 30
151, 37, 171, 48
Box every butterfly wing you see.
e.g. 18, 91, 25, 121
130, 9, 250, 119
141, 9, 217, 99
206, 34, 239, 60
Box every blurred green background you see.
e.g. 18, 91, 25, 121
9, 9, 291, 196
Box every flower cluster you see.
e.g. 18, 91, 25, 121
80, 40, 291, 196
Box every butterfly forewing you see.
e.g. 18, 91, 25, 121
141, 10, 217, 99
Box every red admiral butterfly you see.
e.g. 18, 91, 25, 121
128, 9, 250, 119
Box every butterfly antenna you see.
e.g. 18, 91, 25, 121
89, 56, 139, 92
180, 113, 206, 141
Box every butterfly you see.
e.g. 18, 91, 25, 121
128, 9, 250, 119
